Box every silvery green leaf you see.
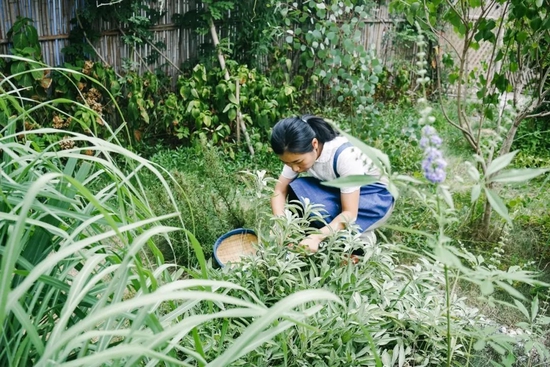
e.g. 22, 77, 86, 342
490, 168, 549, 183
486, 151, 519, 176
484, 188, 511, 225
438, 185, 454, 209
473, 339, 486, 351
473, 154, 485, 164
396, 174, 423, 184
480, 280, 494, 295
468, 165, 481, 182
531, 296, 539, 322
399, 343, 405, 367
471, 184, 481, 203
488, 341, 507, 355
323, 174, 378, 188
434, 245, 461, 267
381, 351, 391, 366
496, 281, 526, 301
514, 299, 530, 320
387, 182, 400, 201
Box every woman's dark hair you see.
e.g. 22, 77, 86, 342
270, 114, 338, 155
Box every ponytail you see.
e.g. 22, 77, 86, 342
270, 115, 338, 155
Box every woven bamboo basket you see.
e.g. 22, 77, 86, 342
213, 228, 258, 267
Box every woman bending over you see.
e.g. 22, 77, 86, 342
270, 114, 394, 252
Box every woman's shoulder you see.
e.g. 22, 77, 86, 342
325, 136, 349, 149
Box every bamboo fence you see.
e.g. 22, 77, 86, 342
0, 0, 205, 75
0, 1, 418, 76
0, 0, 529, 92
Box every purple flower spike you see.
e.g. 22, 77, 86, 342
420, 126, 447, 183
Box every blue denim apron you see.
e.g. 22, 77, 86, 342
288, 142, 394, 232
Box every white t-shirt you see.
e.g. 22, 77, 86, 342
281, 136, 385, 193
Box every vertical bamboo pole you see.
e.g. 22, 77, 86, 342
208, 15, 254, 155
235, 79, 240, 144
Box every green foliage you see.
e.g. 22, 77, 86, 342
4, 17, 48, 97
207, 237, 463, 365
374, 22, 438, 104
272, 0, 382, 130
83, 61, 297, 148
230, 1, 282, 69
122, 69, 170, 141
0, 70, 338, 366
387, 0, 550, 234
173, 0, 284, 70
1, 17, 125, 144
197, 195, 549, 365
512, 116, 550, 161
169, 63, 295, 146
64, 0, 165, 64
318, 102, 550, 364
0, 55, 127, 150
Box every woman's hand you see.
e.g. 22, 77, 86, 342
297, 234, 323, 253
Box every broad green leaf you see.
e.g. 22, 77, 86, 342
227, 108, 237, 121
202, 114, 211, 127
490, 168, 549, 183
484, 188, 511, 224
228, 93, 238, 105
486, 151, 518, 176
222, 103, 232, 113
516, 31, 528, 43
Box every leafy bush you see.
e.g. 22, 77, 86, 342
200, 200, 550, 366
206, 228, 478, 366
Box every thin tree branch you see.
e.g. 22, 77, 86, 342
117, 27, 154, 74
76, 12, 122, 78
144, 38, 183, 74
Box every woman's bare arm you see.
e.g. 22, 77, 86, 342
271, 174, 293, 216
